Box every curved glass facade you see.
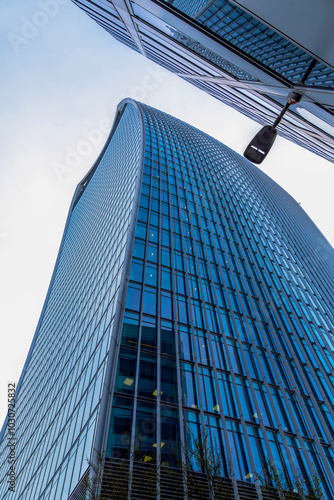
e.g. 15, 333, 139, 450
105, 101, 334, 499
0, 103, 142, 499
1, 100, 334, 499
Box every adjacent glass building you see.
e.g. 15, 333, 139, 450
1, 99, 334, 499
71, 0, 334, 163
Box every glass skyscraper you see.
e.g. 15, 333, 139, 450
71, 0, 334, 163
1, 99, 334, 499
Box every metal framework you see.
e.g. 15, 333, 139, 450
71, 0, 334, 163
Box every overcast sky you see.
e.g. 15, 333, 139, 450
0, 0, 333, 423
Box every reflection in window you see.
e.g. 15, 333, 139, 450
180, 326, 193, 361
161, 358, 177, 403
162, 248, 171, 267
135, 222, 147, 240
246, 426, 266, 476
138, 353, 157, 399
107, 397, 133, 458
218, 372, 238, 418
162, 230, 170, 247
200, 368, 218, 413
125, 284, 142, 312
194, 329, 211, 365
129, 260, 143, 282
148, 227, 158, 244
161, 320, 175, 356
161, 406, 179, 467
161, 291, 173, 320
143, 287, 157, 316
176, 272, 186, 294
132, 239, 145, 259
161, 268, 172, 290
177, 295, 189, 324
135, 402, 156, 462
141, 316, 157, 352
211, 335, 227, 370
121, 311, 139, 349
145, 264, 157, 287
115, 348, 136, 395
227, 420, 251, 481
147, 244, 158, 263
182, 363, 198, 409
184, 411, 201, 470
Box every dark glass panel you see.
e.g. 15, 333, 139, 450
179, 326, 193, 361
161, 292, 173, 320
161, 320, 175, 356
106, 397, 133, 458
135, 402, 157, 462
161, 268, 172, 290
115, 348, 137, 395
182, 364, 198, 409
121, 311, 140, 349
138, 354, 157, 399
160, 412, 179, 467
161, 358, 177, 403
141, 316, 157, 353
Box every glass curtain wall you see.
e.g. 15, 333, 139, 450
106, 101, 334, 499
1, 99, 334, 499
0, 104, 142, 499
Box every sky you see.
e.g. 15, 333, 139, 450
0, 0, 333, 423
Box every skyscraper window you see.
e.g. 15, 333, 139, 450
1, 99, 334, 499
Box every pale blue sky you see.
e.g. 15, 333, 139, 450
0, 0, 333, 422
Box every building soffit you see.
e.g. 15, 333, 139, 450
229, 0, 334, 71
112, 0, 147, 54
132, 1, 334, 108
129, 1, 334, 152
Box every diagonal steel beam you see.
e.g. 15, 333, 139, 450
111, 0, 146, 55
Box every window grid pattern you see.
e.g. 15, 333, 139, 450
0, 105, 142, 499
174, 0, 334, 86
168, 27, 258, 81
70, 0, 334, 164
72, 0, 140, 52
106, 101, 334, 498
2, 99, 333, 498
172, 0, 209, 18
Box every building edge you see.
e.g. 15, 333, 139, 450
0, 98, 138, 443
87, 99, 147, 479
